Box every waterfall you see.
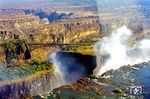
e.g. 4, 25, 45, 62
94, 25, 150, 76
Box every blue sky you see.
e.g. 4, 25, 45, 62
0, 0, 49, 3
0, 0, 149, 7
0, 0, 94, 3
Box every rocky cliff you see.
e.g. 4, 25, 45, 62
0, 72, 63, 99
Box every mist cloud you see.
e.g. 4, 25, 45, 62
94, 25, 150, 76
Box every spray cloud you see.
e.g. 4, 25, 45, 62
49, 52, 87, 84
94, 25, 150, 76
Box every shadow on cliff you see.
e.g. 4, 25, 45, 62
54, 52, 96, 77
24, 9, 73, 22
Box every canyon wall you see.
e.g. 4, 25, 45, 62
0, 72, 63, 99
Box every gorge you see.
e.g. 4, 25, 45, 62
0, 52, 96, 98
0, 0, 150, 98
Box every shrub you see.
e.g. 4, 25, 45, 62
113, 88, 122, 93
29, 59, 53, 72
30, 59, 42, 65
41, 60, 52, 66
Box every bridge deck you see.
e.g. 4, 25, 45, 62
27, 43, 93, 46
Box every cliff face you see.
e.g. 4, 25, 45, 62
13, 15, 40, 33
0, 72, 64, 99
0, 52, 96, 99
0, 10, 51, 42
33, 18, 100, 43
0, 15, 41, 41
0, 16, 100, 44
0, 8, 100, 44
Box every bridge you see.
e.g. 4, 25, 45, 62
27, 42, 93, 50
0, 41, 93, 49
27, 42, 92, 46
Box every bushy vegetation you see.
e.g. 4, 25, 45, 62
1, 39, 54, 81
0, 60, 53, 81
61, 38, 95, 55
29, 59, 53, 71
4, 39, 31, 63
62, 45, 94, 55
80, 39, 97, 44
113, 88, 122, 93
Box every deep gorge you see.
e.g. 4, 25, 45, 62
0, 52, 96, 99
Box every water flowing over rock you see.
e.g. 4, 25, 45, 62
94, 25, 150, 76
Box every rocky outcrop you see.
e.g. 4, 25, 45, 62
42, 62, 150, 99
0, 72, 64, 99
33, 18, 100, 43
0, 10, 43, 42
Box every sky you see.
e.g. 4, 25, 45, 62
0, 0, 94, 2
0, 0, 149, 11
0, 0, 97, 9
0, 0, 149, 5
0, 0, 149, 6
0, 0, 45, 2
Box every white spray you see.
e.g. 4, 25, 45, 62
49, 53, 66, 88
49, 52, 86, 84
94, 25, 150, 76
